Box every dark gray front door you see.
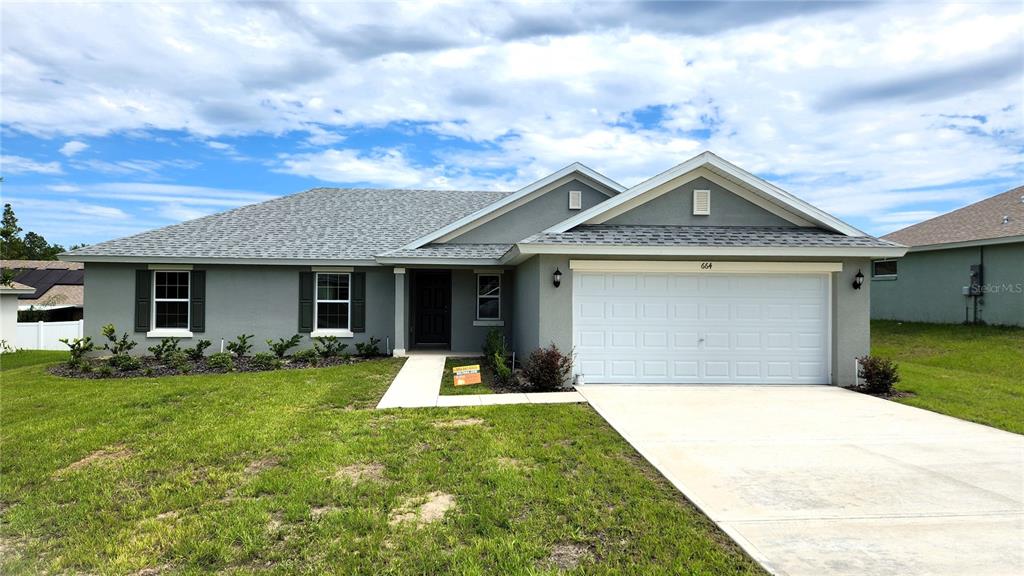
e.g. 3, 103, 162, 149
413, 270, 451, 348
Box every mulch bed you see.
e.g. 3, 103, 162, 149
49, 355, 380, 379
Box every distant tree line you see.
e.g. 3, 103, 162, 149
1, 203, 85, 260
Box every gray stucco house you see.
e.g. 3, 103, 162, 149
872, 186, 1023, 326
62, 151, 905, 386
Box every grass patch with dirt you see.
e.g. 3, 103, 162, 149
438, 356, 496, 396
0, 350, 69, 372
1, 357, 763, 575
872, 320, 1024, 434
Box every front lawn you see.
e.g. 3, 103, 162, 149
872, 320, 1024, 434
1, 359, 763, 575
0, 350, 69, 372
438, 356, 496, 396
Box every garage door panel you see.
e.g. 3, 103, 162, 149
574, 271, 830, 384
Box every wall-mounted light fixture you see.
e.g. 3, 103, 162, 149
852, 269, 865, 290
553, 267, 563, 288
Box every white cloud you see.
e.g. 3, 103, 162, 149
1, 155, 63, 175
59, 140, 89, 157
276, 148, 431, 188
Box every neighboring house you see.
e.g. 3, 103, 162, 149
62, 151, 905, 386
872, 187, 1024, 326
1, 281, 36, 348
0, 260, 85, 322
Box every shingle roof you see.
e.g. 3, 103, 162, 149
379, 243, 514, 260
65, 188, 511, 261
883, 186, 1024, 247
524, 225, 902, 248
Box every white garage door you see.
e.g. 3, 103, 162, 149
573, 271, 830, 384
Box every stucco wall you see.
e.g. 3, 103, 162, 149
871, 243, 1023, 326
522, 254, 870, 386
1, 293, 19, 348
449, 179, 611, 244
605, 176, 796, 227
84, 263, 396, 354
448, 268, 514, 352
512, 257, 540, 355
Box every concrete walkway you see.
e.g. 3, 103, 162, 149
580, 384, 1024, 576
376, 354, 586, 409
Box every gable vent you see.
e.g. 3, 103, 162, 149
568, 190, 582, 210
693, 189, 711, 216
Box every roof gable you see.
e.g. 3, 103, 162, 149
883, 186, 1024, 248
545, 151, 865, 237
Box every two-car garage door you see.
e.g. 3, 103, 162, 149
573, 270, 830, 384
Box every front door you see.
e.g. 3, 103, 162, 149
413, 270, 451, 348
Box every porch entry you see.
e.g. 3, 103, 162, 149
411, 269, 451, 349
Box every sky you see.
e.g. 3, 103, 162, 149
1, 0, 1022, 247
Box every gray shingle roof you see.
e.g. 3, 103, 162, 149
883, 185, 1024, 247
66, 188, 510, 261
524, 225, 902, 248
379, 243, 514, 260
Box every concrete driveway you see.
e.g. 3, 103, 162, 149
579, 385, 1024, 576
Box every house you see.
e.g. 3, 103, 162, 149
0, 281, 36, 349
0, 260, 85, 322
61, 151, 905, 386
872, 186, 1023, 326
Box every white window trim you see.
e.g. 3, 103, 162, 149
872, 258, 899, 280
151, 270, 191, 334
314, 271, 353, 337
476, 273, 501, 321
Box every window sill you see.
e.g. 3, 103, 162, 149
147, 329, 193, 338
871, 276, 898, 281
311, 329, 354, 338
473, 320, 504, 327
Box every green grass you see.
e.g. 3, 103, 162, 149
0, 350, 69, 372
1, 359, 762, 575
872, 320, 1024, 434
438, 356, 497, 396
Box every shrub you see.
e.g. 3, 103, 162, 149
110, 354, 142, 371
207, 352, 234, 372
482, 328, 511, 384
856, 355, 900, 395
522, 344, 573, 392
59, 336, 94, 367
251, 352, 283, 370
167, 350, 192, 373
491, 350, 513, 386
267, 334, 303, 358
226, 334, 254, 358
291, 348, 319, 365
314, 336, 348, 358
148, 337, 181, 360
355, 337, 381, 357
101, 323, 137, 357
97, 364, 114, 378
143, 367, 154, 377
185, 339, 212, 361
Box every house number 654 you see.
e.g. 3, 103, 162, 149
700, 262, 713, 270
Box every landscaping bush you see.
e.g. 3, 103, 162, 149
267, 334, 303, 358
226, 334, 254, 358
314, 336, 348, 358
109, 354, 142, 372
101, 324, 137, 357
206, 352, 234, 372
147, 337, 181, 360
291, 348, 319, 365
482, 328, 513, 386
251, 352, 283, 371
522, 344, 573, 392
166, 350, 192, 373
491, 350, 513, 386
185, 339, 212, 361
856, 355, 901, 395
97, 364, 114, 378
59, 336, 94, 368
355, 337, 382, 357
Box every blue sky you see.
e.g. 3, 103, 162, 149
1, 1, 1022, 247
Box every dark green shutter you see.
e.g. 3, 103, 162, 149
190, 270, 206, 333
298, 271, 314, 333
351, 272, 366, 333
134, 269, 151, 332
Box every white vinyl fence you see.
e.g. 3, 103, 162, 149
15, 320, 84, 351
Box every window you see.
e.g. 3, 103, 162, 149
476, 274, 501, 320
872, 259, 898, 278
316, 272, 350, 331
153, 271, 190, 329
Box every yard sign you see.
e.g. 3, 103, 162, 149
453, 364, 481, 386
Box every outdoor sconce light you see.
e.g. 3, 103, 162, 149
852, 269, 865, 290
553, 267, 563, 288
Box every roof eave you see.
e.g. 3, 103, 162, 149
903, 234, 1024, 253
512, 242, 908, 259
60, 255, 381, 267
